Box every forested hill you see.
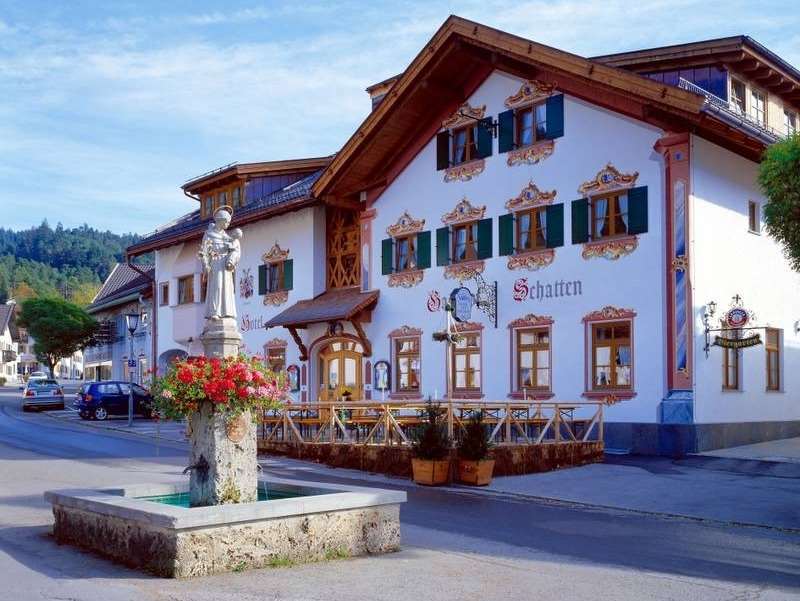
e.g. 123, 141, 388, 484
0, 222, 144, 305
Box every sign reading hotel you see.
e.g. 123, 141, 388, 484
513, 277, 583, 302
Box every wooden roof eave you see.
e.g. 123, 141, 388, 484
184, 156, 333, 195
312, 15, 705, 199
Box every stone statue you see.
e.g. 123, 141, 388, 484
199, 208, 241, 320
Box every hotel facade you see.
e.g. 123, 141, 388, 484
127, 18, 800, 456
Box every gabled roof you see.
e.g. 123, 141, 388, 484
183, 156, 333, 195
87, 263, 154, 314
0, 303, 15, 338
128, 168, 324, 256
315, 16, 781, 201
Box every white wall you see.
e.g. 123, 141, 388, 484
691, 135, 800, 423
366, 70, 668, 423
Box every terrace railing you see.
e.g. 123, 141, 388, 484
259, 399, 604, 447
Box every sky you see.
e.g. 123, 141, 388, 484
1, 0, 798, 236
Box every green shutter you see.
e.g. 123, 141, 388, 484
282, 259, 293, 291
476, 117, 493, 158
545, 204, 564, 248
436, 227, 450, 266
498, 109, 515, 154
477, 218, 493, 259
499, 213, 515, 256
258, 264, 267, 295
436, 131, 450, 170
571, 198, 590, 244
416, 230, 431, 269
545, 94, 564, 139
627, 186, 648, 234
381, 238, 394, 275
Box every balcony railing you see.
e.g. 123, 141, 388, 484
678, 77, 785, 141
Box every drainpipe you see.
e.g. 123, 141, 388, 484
127, 254, 157, 385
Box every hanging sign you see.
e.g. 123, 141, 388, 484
713, 333, 762, 349
724, 307, 750, 328
450, 287, 474, 323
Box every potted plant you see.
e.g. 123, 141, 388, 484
457, 411, 494, 486
411, 401, 451, 486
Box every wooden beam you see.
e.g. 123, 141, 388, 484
322, 195, 361, 210
288, 327, 308, 361
350, 318, 372, 357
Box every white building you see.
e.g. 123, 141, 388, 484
0, 301, 20, 384
128, 18, 800, 455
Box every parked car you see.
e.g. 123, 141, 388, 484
19, 371, 49, 390
74, 381, 154, 421
21, 378, 65, 412
29, 371, 48, 379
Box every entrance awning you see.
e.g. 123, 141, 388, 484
266, 288, 379, 360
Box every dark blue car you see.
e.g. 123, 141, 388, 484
74, 381, 154, 421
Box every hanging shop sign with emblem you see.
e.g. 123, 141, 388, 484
450, 287, 474, 323
704, 295, 764, 355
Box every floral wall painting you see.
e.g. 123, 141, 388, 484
374, 360, 390, 392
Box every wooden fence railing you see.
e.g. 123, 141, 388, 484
259, 399, 604, 447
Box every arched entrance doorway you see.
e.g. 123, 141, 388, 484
158, 349, 188, 373
317, 339, 363, 401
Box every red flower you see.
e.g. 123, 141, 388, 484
177, 367, 194, 384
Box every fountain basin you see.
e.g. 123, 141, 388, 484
45, 477, 406, 578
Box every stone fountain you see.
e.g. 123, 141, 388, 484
44, 208, 405, 577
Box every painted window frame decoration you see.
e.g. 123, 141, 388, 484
388, 326, 423, 399
373, 360, 390, 394
499, 181, 563, 271
508, 314, 554, 400
582, 306, 637, 401
436, 102, 491, 182
286, 364, 300, 392
499, 80, 564, 166
265, 338, 288, 373
437, 197, 492, 281
572, 163, 648, 261
258, 243, 293, 306
381, 211, 430, 288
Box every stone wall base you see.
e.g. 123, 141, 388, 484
605, 420, 800, 457
52, 503, 400, 578
259, 441, 604, 477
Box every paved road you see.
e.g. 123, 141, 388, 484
0, 387, 799, 601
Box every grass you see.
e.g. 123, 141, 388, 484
268, 556, 295, 568
324, 547, 351, 561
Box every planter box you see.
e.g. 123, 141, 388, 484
45, 478, 406, 578
411, 458, 450, 486
457, 459, 495, 486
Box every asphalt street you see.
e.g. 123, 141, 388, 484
1, 386, 799, 601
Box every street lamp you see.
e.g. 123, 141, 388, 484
125, 313, 140, 427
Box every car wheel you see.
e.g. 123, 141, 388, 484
79, 412, 89, 420
22, 405, 31, 413
92, 406, 108, 421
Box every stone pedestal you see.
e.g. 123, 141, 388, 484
188, 404, 258, 507
189, 315, 255, 507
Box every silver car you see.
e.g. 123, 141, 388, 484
22, 378, 65, 412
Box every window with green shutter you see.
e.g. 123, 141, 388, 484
499, 213, 515, 256
258, 264, 268, 295
545, 204, 564, 248
282, 259, 293, 291
436, 227, 451, 266
627, 186, 648, 234
476, 218, 493, 259
498, 109, 515, 154
416, 230, 432, 269
259, 259, 293, 294
544, 94, 564, 139
381, 238, 394, 275
571, 198, 590, 244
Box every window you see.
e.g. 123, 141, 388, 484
395, 236, 417, 272
232, 186, 242, 209
266, 347, 286, 372
159, 282, 169, 306
785, 110, 797, 136
517, 207, 547, 251
395, 337, 420, 393
177, 275, 194, 305
267, 262, 284, 293
452, 332, 481, 392
517, 328, 550, 391
750, 89, 766, 126
203, 196, 213, 218
731, 79, 746, 114
722, 329, 740, 390
515, 102, 547, 147
591, 193, 629, 240
258, 257, 293, 295
766, 328, 781, 391
452, 222, 478, 263
98, 383, 120, 394
200, 271, 208, 302
451, 124, 477, 166
592, 322, 632, 390
748, 200, 760, 233
217, 190, 228, 209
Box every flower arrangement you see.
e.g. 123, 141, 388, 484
151, 355, 288, 421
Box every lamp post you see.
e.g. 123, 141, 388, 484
125, 313, 140, 427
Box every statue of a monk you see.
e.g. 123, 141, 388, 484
199, 208, 241, 320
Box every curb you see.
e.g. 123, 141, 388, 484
39, 409, 188, 446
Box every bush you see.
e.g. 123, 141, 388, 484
759, 134, 800, 271
0, 377, 6, 386
457, 411, 492, 461
412, 401, 451, 460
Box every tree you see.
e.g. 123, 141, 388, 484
11, 281, 37, 302
759, 134, 800, 271
71, 281, 101, 307
17, 297, 98, 377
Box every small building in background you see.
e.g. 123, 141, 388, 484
84, 263, 153, 384
0, 300, 20, 384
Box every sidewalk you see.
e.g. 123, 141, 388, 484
700, 436, 800, 464
44, 407, 188, 443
